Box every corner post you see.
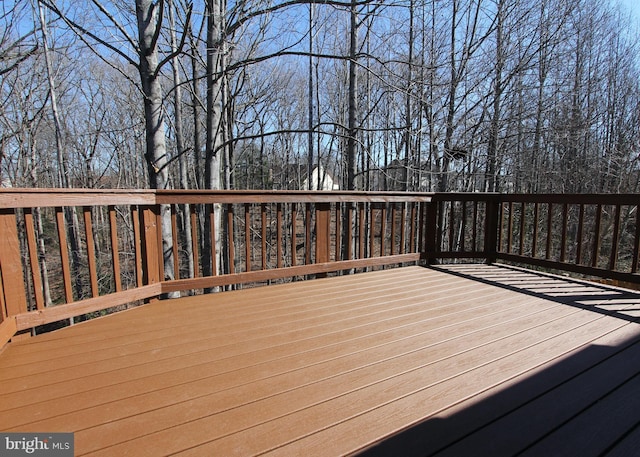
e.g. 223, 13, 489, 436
424, 200, 438, 264
0, 208, 29, 341
140, 205, 162, 289
484, 195, 500, 264
315, 202, 331, 265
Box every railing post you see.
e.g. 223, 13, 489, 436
315, 202, 331, 264
0, 209, 29, 340
484, 196, 499, 264
424, 200, 438, 264
140, 205, 162, 289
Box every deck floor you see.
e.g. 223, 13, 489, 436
2, 264, 640, 456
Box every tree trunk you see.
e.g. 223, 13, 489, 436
135, 0, 177, 294
169, 0, 194, 281
202, 0, 225, 287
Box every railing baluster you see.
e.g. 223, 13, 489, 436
24, 208, 45, 310
227, 204, 235, 275
277, 203, 283, 269
347, 203, 354, 260
412, 202, 419, 254
367, 204, 380, 257
399, 203, 406, 255
359, 203, 365, 259
56, 207, 74, 303
460, 201, 466, 253
449, 201, 455, 252
335, 203, 342, 261
633, 204, 640, 274
171, 205, 179, 280
305, 203, 312, 264
209, 204, 217, 276
84, 206, 99, 297
470, 201, 477, 252
291, 204, 297, 267
381, 204, 387, 257
519, 202, 526, 256
532, 202, 539, 258
191, 205, 199, 277
507, 201, 514, 254
560, 203, 568, 263
592, 204, 602, 268
609, 204, 621, 271
545, 203, 553, 260
261, 203, 267, 271
245, 203, 251, 272
576, 204, 584, 265
108, 206, 122, 292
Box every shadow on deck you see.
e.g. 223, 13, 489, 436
364, 264, 640, 457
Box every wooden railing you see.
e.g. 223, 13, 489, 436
0, 189, 431, 345
2, 189, 639, 347
430, 193, 640, 285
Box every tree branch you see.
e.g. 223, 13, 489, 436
38, 0, 139, 68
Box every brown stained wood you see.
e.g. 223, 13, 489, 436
140, 207, 161, 286
359, 203, 365, 259
162, 254, 423, 294
507, 201, 514, 253
15, 284, 162, 330
381, 204, 387, 257
397, 204, 404, 255
155, 209, 164, 284
132, 207, 143, 287
410, 203, 417, 254
83, 207, 99, 298
532, 202, 539, 257
108, 206, 122, 292
55, 207, 73, 304
335, 204, 342, 262
369, 206, 376, 259
190, 204, 199, 277
0, 317, 17, 348
23, 209, 44, 311
291, 205, 297, 267
560, 203, 568, 263
0, 267, 5, 320
261, 204, 267, 270
209, 204, 217, 276
609, 204, 621, 272
347, 204, 354, 261
245, 204, 251, 272
449, 202, 455, 252
227, 205, 235, 275
546, 203, 553, 260
171, 206, 179, 280
276, 204, 283, 269
2, 265, 640, 456
457, 201, 465, 252
519, 202, 525, 256
315, 203, 331, 264
305, 203, 312, 265
633, 206, 640, 274
471, 201, 478, 252
593, 204, 603, 268
576, 204, 585, 265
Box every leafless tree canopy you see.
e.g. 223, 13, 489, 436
1, 0, 640, 194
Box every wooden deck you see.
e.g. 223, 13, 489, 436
2, 264, 640, 456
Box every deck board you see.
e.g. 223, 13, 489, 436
2, 264, 640, 456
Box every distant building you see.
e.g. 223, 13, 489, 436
302, 165, 340, 191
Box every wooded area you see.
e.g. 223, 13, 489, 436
2, 0, 639, 195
